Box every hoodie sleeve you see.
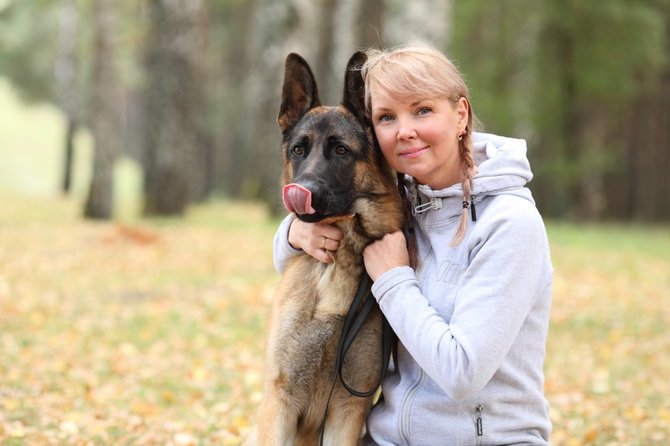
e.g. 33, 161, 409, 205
371, 200, 552, 401
273, 213, 303, 274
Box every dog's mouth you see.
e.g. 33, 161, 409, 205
282, 183, 355, 223
282, 183, 316, 215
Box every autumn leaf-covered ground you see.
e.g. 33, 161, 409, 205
1, 195, 669, 445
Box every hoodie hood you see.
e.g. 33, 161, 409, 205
407, 132, 535, 211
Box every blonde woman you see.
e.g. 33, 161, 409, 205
274, 43, 553, 445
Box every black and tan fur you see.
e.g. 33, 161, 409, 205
255, 52, 403, 446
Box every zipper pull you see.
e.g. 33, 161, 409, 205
470, 198, 477, 222
476, 404, 483, 436
413, 197, 442, 215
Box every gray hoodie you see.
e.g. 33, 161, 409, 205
273, 132, 553, 446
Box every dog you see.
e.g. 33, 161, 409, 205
255, 52, 404, 446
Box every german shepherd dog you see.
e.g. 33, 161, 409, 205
255, 52, 404, 445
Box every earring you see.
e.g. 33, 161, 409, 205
458, 127, 467, 141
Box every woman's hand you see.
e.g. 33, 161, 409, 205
363, 231, 410, 281
288, 218, 344, 264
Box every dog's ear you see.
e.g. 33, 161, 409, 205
342, 51, 368, 124
278, 53, 321, 133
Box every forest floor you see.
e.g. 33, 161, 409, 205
1, 195, 669, 445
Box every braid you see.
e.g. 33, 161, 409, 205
451, 130, 477, 246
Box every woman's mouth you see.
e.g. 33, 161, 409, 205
399, 146, 428, 159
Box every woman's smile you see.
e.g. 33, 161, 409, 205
399, 146, 429, 159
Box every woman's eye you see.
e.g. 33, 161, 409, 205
376, 114, 394, 123
334, 145, 348, 156
292, 145, 304, 156
417, 107, 432, 115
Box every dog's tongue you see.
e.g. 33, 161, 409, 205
282, 183, 315, 215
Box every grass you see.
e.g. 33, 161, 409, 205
545, 221, 670, 445
0, 195, 669, 445
0, 196, 279, 445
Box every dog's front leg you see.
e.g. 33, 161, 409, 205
257, 390, 299, 446
321, 394, 369, 446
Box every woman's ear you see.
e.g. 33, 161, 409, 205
456, 96, 469, 129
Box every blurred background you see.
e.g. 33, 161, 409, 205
1, 0, 668, 221
1, 1, 670, 445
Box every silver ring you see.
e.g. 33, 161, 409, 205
321, 236, 328, 249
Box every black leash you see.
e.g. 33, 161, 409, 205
318, 272, 393, 445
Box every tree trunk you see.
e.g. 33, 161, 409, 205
54, 0, 80, 195
84, 0, 120, 219
62, 119, 77, 194
383, 0, 452, 48
143, 0, 206, 216
614, 69, 670, 221
218, 0, 253, 197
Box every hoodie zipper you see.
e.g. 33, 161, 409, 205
469, 186, 523, 206
475, 404, 484, 446
400, 369, 424, 445
398, 250, 431, 445
469, 188, 517, 222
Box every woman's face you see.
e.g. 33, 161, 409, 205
371, 93, 469, 190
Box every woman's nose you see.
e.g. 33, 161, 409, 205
396, 118, 417, 141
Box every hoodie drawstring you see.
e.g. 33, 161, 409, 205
462, 199, 477, 222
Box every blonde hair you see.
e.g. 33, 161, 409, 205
361, 42, 477, 246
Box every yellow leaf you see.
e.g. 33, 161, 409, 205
583, 429, 597, 442
161, 390, 176, 404
30, 311, 46, 327
234, 416, 249, 429
2, 398, 19, 411
191, 365, 208, 382
131, 400, 158, 417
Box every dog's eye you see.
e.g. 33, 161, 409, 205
334, 145, 349, 156
292, 145, 304, 156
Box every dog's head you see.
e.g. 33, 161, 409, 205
277, 52, 391, 223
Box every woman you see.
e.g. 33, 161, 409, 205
273, 43, 552, 445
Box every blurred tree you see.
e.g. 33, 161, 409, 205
612, 0, 670, 221
142, 0, 208, 216
383, 0, 452, 48
534, 0, 666, 219
1, 0, 668, 222
0, 0, 60, 102
452, 0, 668, 220
84, 0, 121, 219
232, 0, 319, 210
0, 0, 90, 197
54, 0, 81, 194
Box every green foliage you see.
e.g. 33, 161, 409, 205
452, 0, 669, 218
0, 0, 61, 103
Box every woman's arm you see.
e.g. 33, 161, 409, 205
273, 214, 303, 273
365, 207, 552, 401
